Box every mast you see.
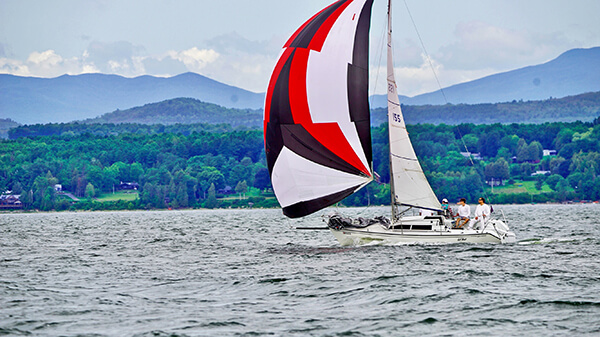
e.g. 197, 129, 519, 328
386, 0, 442, 217
387, 0, 398, 222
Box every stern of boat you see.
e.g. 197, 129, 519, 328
483, 219, 517, 243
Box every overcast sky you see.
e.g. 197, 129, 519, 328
1, 0, 599, 96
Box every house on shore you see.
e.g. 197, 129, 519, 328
0, 194, 22, 209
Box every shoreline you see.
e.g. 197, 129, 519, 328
2, 201, 597, 215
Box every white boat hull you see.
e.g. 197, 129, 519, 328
328, 216, 516, 246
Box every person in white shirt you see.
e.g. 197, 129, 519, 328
471, 197, 491, 230
454, 198, 470, 228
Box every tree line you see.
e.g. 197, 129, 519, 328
1, 130, 272, 211
2, 118, 600, 211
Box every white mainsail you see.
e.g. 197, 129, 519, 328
386, 0, 441, 212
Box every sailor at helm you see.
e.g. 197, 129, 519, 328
471, 197, 491, 231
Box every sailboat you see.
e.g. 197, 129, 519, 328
264, 0, 516, 245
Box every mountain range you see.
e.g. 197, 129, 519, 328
0, 72, 264, 125
5, 91, 600, 140
94, 91, 600, 128
0, 47, 599, 125
371, 47, 600, 107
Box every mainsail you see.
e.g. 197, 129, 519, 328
264, 0, 374, 218
386, 0, 441, 212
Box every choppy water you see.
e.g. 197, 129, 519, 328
1, 204, 599, 336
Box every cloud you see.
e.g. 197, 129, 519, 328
203, 52, 274, 92
27, 50, 63, 67
199, 32, 282, 92
370, 54, 441, 97
437, 21, 578, 70
142, 56, 188, 76
0, 32, 282, 92
370, 52, 496, 97
369, 21, 585, 96
167, 47, 220, 73
0, 49, 99, 77
0, 42, 222, 80
84, 41, 146, 75
80, 42, 220, 77
0, 58, 30, 76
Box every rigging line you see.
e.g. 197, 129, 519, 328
402, 0, 448, 104
403, 0, 492, 204
369, 16, 388, 108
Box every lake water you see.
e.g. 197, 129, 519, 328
1, 204, 599, 336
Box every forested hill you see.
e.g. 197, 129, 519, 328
87, 90, 600, 128
6, 90, 600, 139
372, 91, 600, 126
83, 97, 263, 128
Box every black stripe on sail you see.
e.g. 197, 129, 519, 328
265, 50, 296, 174
281, 124, 365, 177
391, 153, 419, 161
348, 64, 372, 166
283, 185, 361, 218
351, 0, 373, 69
265, 122, 283, 175
348, 0, 373, 166
288, 0, 350, 49
268, 50, 295, 127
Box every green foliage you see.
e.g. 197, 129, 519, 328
1, 129, 265, 211
5, 118, 600, 212
205, 183, 217, 209
83, 97, 263, 127
8, 122, 247, 139
85, 183, 96, 199
235, 180, 248, 199
485, 158, 510, 181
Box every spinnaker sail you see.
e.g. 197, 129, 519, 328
264, 0, 375, 218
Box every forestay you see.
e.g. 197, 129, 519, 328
386, 0, 441, 212
264, 0, 375, 218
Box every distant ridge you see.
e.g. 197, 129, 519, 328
0, 72, 264, 124
371, 46, 600, 107
370, 91, 600, 126
83, 97, 263, 128
88, 91, 600, 127
2, 47, 599, 124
